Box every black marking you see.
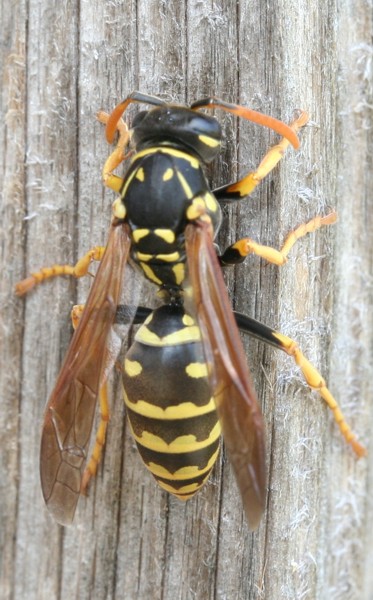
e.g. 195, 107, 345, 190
124, 342, 211, 409
143, 304, 191, 338
138, 439, 220, 475
156, 471, 209, 489
126, 407, 219, 446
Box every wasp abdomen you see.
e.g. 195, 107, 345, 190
123, 304, 221, 499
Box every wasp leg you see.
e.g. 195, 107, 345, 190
97, 110, 131, 193
213, 111, 309, 201
68, 302, 111, 494
72, 305, 154, 494
15, 246, 106, 295
219, 212, 337, 266
115, 305, 152, 325
234, 311, 366, 458
77, 307, 154, 494
80, 382, 110, 494
70, 303, 85, 329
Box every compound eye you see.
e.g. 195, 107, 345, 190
132, 110, 149, 128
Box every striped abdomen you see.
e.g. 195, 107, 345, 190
122, 304, 221, 500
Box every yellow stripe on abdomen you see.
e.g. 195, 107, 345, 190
123, 304, 221, 500
127, 414, 221, 453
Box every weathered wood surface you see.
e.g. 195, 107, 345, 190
1, 1, 372, 599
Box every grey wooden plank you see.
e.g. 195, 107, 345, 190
0, 0, 371, 599
0, 1, 27, 598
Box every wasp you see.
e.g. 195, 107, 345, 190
16, 92, 366, 529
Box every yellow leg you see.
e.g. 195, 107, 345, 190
80, 383, 110, 494
97, 110, 130, 193
71, 303, 85, 329
15, 246, 106, 295
273, 331, 366, 457
215, 111, 309, 199
229, 212, 337, 266
69, 301, 111, 493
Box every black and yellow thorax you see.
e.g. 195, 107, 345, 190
119, 145, 222, 287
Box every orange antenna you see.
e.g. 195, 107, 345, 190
105, 92, 167, 143
191, 98, 307, 149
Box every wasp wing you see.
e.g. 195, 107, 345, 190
40, 223, 132, 525
185, 221, 266, 530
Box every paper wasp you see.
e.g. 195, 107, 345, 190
16, 92, 366, 529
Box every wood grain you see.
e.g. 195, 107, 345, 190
1, 1, 372, 599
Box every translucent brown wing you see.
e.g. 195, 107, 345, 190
185, 221, 266, 530
40, 223, 132, 525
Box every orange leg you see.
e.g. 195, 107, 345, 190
273, 331, 367, 457
220, 212, 338, 266
15, 112, 129, 297
214, 111, 309, 200
70, 302, 111, 493
15, 246, 106, 295
237, 314, 366, 457
80, 382, 110, 493
97, 110, 130, 193
225, 210, 366, 456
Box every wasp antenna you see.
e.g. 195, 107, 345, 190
106, 92, 167, 144
191, 97, 308, 149
233, 106, 307, 149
